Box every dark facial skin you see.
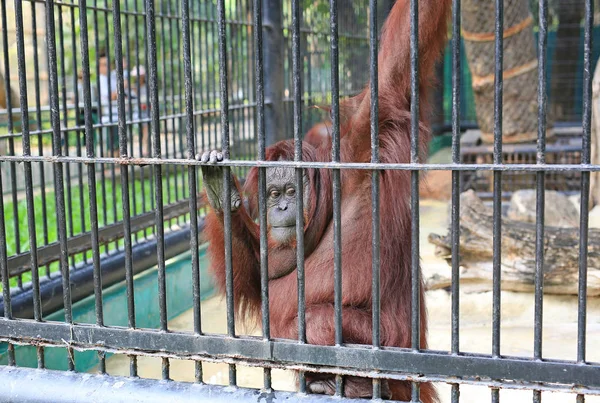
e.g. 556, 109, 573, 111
197, 150, 309, 246
266, 167, 309, 244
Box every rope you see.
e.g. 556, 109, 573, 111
471, 59, 538, 88
462, 15, 533, 42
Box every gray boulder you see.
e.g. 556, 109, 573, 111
507, 189, 579, 228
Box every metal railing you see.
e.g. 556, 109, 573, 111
0, 0, 599, 402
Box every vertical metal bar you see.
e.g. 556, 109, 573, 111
14, 0, 42, 329
216, 0, 237, 386
238, 3, 245, 161
217, 0, 234, 336
191, 0, 199, 161
161, 1, 177, 215
159, 2, 170, 210
329, 0, 343, 396
122, 0, 138, 253
242, 2, 249, 162
1, 0, 20, 290
577, 1, 594, 402
182, 0, 203, 383
144, 0, 154, 225
168, 0, 181, 208
165, 1, 173, 152
191, 0, 204, 158
30, 1, 50, 267
237, 0, 249, 170
57, 2, 74, 267
254, 0, 272, 391
96, 0, 110, 250
45, 0, 74, 371
205, 1, 217, 150
131, 0, 141, 208
369, 0, 380, 349
534, 0, 549, 369
176, 0, 185, 173
533, 1, 548, 401
123, 4, 134, 162
103, 0, 118, 233
91, 0, 108, 255
451, 0, 462, 401
78, 0, 105, 373
409, 0, 421, 400
145, 0, 169, 380
303, 25, 312, 131
0, 167, 14, 366
262, 0, 284, 145
228, 4, 237, 161
132, 0, 147, 236
492, 0, 504, 401
22, 0, 45, 360
112, 0, 137, 378
68, 0, 87, 267
291, 0, 306, 394
369, 0, 382, 399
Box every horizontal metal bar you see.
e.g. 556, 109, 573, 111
0, 366, 369, 403
1, 155, 600, 172
1, 222, 200, 319
7, 199, 193, 276
1, 319, 599, 390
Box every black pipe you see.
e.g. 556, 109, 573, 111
0, 366, 365, 403
0, 220, 204, 320
262, 0, 285, 145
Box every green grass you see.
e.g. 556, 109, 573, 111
2, 166, 193, 289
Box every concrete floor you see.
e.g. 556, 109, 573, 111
103, 200, 600, 402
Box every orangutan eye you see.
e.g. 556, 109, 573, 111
286, 187, 296, 196
270, 190, 280, 199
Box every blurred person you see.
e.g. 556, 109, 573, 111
98, 50, 120, 157
130, 65, 150, 157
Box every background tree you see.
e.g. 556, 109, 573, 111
462, 0, 547, 144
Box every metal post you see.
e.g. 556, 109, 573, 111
432, 60, 446, 135
262, 0, 284, 145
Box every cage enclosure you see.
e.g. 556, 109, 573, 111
0, 0, 599, 402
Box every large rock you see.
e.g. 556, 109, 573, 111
589, 204, 600, 229
569, 193, 581, 211
420, 170, 452, 201
419, 148, 453, 201
507, 189, 579, 228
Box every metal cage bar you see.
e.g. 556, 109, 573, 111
450, 0, 462, 401
409, 0, 421, 400
254, 0, 272, 391
491, 1, 505, 401
51, 0, 76, 371
181, 0, 203, 383
144, 0, 170, 380
113, 0, 137, 378
328, 0, 344, 396
291, 0, 307, 393
533, 0, 549, 402
13, 0, 44, 371
369, 0, 381, 399
0, 1, 599, 402
215, 0, 237, 386
79, 0, 106, 373
577, 1, 595, 402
